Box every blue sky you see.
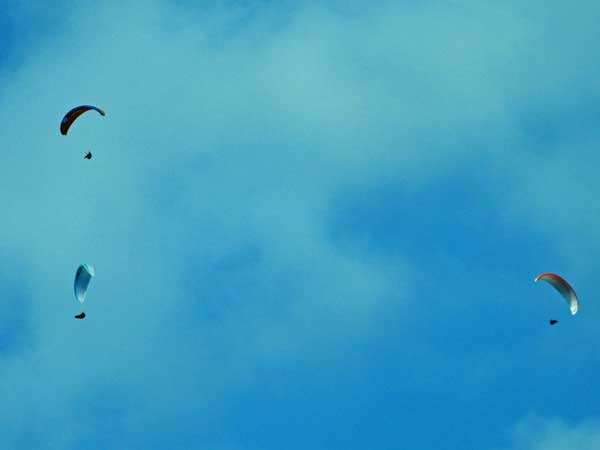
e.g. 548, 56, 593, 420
1, 1, 599, 449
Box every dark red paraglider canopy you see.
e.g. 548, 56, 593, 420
60, 105, 105, 135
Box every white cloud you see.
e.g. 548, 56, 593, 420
0, 0, 418, 443
507, 415, 600, 450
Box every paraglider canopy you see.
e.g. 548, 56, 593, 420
535, 272, 579, 315
74, 264, 95, 304
60, 105, 105, 135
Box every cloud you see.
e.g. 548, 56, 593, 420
507, 415, 600, 450
0, 0, 416, 445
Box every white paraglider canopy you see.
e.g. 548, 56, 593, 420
74, 264, 95, 304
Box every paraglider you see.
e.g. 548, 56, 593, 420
534, 272, 579, 315
84, 151, 92, 160
60, 105, 105, 135
74, 312, 86, 319
74, 264, 95, 319
549, 319, 558, 325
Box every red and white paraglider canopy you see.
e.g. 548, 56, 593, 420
535, 272, 579, 315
